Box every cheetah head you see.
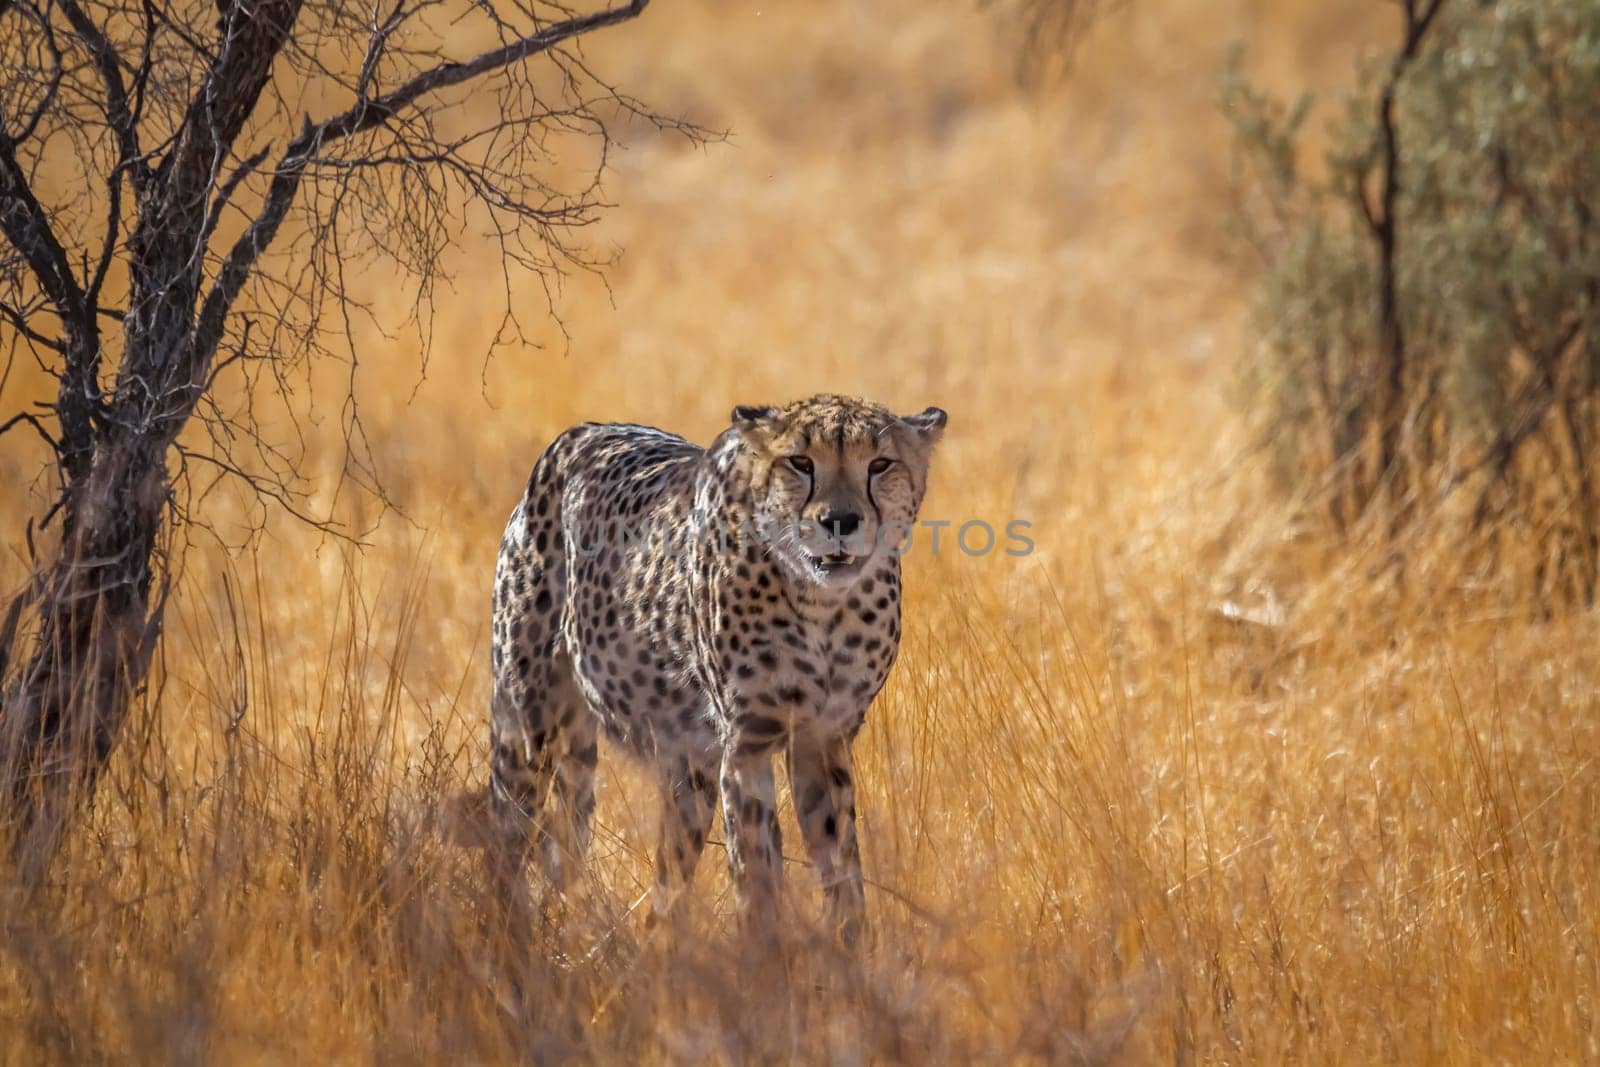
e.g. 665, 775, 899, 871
730, 394, 947, 588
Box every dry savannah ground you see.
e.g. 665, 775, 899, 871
2, 0, 1598, 1062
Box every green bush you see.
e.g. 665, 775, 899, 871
1225, 0, 1600, 605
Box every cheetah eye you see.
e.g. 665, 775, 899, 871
868, 458, 893, 475
787, 455, 814, 475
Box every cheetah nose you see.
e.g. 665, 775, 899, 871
824, 511, 862, 540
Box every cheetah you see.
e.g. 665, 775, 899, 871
488, 394, 946, 943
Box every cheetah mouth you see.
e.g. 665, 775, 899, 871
809, 550, 862, 576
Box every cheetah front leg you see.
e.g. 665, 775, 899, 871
788, 731, 865, 948
650, 758, 718, 925
719, 715, 788, 936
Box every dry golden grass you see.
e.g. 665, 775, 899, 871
3, 0, 1598, 1062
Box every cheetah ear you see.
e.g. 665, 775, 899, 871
731, 405, 783, 443
900, 406, 948, 443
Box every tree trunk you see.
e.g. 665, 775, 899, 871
2, 428, 167, 877
1373, 77, 1408, 527
1362, 0, 1447, 536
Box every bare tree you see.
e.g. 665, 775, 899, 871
0, 0, 687, 871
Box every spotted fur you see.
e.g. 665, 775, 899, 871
489, 394, 947, 942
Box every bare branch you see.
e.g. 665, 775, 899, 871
199, 144, 271, 249
0, 130, 101, 483
0, 135, 90, 329
0, 298, 63, 352
0, 409, 56, 443
3, 1, 64, 145
54, 0, 149, 191
190, 0, 651, 371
